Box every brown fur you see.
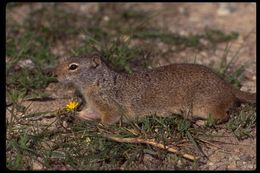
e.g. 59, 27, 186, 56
55, 53, 256, 125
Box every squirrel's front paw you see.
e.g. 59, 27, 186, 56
77, 108, 101, 120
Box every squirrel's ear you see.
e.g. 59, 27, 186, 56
92, 55, 101, 68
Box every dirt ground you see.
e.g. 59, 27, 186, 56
6, 3, 256, 170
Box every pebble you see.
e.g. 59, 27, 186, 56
240, 155, 251, 161
14, 59, 35, 71
143, 154, 154, 162
158, 42, 168, 53
234, 149, 240, 153
209, 165, 216, 170
77, 4, 98, 13
233, 156, 240, 161
217, 5, 230, 16
177, 160, 183, 167
217, 3, 237, 16
103, 16, 110, 22
195, 120, 205, 126
216, 164, 227, 170
247, 164, 255, 170
171, 45, 177, 51
209, 157, 219, 163
32, 159, 44, 170
178, 7, 186, 15
62, 121, 69, 128
208, 162, 214, 166
227, 162, 237, 169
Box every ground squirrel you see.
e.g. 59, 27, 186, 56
55, 52, 256, 125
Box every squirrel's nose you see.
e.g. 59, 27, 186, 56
44, 66, 57, 77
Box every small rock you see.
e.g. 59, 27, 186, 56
210, 157, 220, 163
217, 6, 230, 16
216, 164, 227, 170
158, 42, 168, 53
240, 155, 251, 161
120, 35, 130, 43
208, 162, 214, 166
177, 160, 183, 167
143, 154, 154, 163
209, 166, 216, 170
79, 33, 86, 39
234, 149, 239, 153
78, 4, 98, 13
217, 3, 238, 16
103, 16, 110, 21
189, 16, 199, 22
228, 156, 234, 161
178, 7, 186, 15
62, 121, 69, 128
179, 30, 188, 36
227, 162, 237, 169
18, 59, 35, 70
234, 156, 240, 161
246, 164, 255, 170
171, 45, 177, 51
32, 160, 44, 170
195, 120, 205, 126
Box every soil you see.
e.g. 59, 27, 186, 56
6, 3, 256, 170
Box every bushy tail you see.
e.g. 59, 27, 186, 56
232, 87, 256, 104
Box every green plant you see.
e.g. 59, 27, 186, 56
205, 114, 216, 128
226, 105, 256, 140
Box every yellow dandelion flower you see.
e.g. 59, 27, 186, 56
66, 101, 79, 112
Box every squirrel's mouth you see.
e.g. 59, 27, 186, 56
55, 75, 69, 84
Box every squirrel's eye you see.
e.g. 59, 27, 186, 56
69, 63, 78, 71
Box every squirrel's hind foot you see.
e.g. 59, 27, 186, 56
77, 108, 101, 120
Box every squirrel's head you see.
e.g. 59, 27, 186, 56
55, 52, 106, 87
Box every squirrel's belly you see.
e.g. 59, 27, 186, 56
123, 105, 183, 122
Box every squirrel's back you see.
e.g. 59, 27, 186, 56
112, 63, 255, 120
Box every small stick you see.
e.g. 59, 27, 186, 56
103, 134, 199, 161
195, 138, 222, 149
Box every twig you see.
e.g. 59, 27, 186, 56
102, 134, 200, 161
207, 139, 239, 146
195, 138, 221, 149
186, 131, 207, 158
